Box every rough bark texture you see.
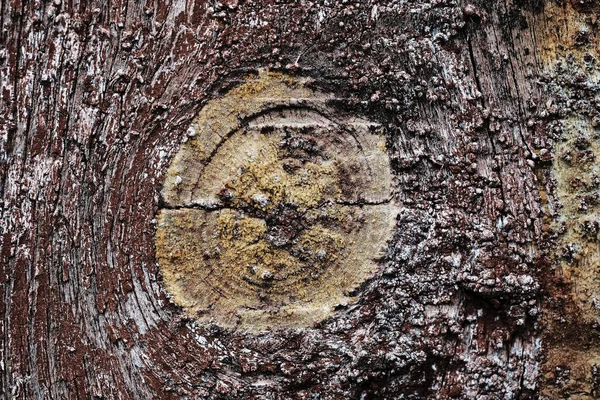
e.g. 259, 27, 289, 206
1, 0, 599, 398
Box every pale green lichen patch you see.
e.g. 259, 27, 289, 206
156, 72, 397, 330
552, 117, 600, 321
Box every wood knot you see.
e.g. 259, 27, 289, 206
155, 71, 398, 330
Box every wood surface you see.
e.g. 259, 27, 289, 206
1, 0, 598, 398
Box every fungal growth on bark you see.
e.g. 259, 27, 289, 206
155, 72, 398, 330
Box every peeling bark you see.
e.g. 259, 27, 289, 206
1, 0, 598, 398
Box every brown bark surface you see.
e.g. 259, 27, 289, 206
1, 0, 598, 398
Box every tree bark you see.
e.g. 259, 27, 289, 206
1, 0, 598, 398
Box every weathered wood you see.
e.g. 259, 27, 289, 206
156, 72, 398, 331
1, 0, 598, 398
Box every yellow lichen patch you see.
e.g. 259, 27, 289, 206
223, 155, 341, 212
156, 72, 397, 330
